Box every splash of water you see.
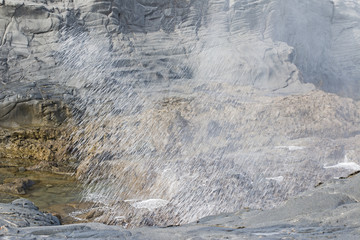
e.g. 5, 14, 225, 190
53, 0, 360, 226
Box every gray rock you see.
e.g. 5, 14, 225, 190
0, 0, 359, 99
1, 0, 360, 237
12, 198, 38, 210
0, 99, 69, 128
0, 199, 60, 228
2, 175, 360, 239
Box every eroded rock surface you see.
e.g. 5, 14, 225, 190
2, 174, 360, 239
0, 99, 75, 172
0, 0, 359, 97
72, 87, 360, 227
0, 199, 60, 229
1, 0, 360, 230
0, 178, 34, 195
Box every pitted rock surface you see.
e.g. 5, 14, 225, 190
0, 199, 60, 228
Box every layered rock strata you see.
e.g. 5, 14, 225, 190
0, 99, 74, 172
1, 0, 360, 228
1, 0, 359, 97
74, 88, 360, 227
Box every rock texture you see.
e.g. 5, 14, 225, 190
1, 0, 360, 229
0, 0, 359, 97
0, 167, 86, 226
0, 1, 76, 172
0, 198, 60, 228
2, 173, 360, 239
0, 178, 34, 195
0, 100, 68, 128
74, 87, 360, 227
0, 99, 75, 172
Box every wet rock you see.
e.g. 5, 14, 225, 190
3, 172, 360, 238
0, 178, 34, 195
45, 201, 95, 225
0, 99, 76, 172
0, 0, 360, 236
78, 208, 105, 220
74, 89, 360, 226
12, 198, 38, 210
0, 0, 359, 98
0, 100, 70, 129
0, 199, 60, 228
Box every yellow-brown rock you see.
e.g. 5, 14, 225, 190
0, 100, 75, 173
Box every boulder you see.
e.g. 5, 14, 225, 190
0, 199, 60, 228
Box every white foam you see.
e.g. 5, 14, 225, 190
275, 146, 304, 151
266, 176, 284, 183
128, 199, 169, 211
324, 155, 360, 171
324, 162, 360, 171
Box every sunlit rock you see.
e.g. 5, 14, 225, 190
0, 199, 60, 227
1, 0, 360, 228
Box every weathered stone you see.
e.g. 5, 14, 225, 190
0, 0, 360, 236
0, 100, 69, 129
3, 174, 360, 238
73, 88, 360, 226
0, 0, 358, 97
0, 178, 34, 195
0, 199, 60, 228
0, 98, 75, 172
12, 198, 38, 210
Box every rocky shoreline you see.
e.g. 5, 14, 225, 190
0, 99, 76, 173
2, 172, 360, 239
0, 96, 86, 225
1, 0, 360, 238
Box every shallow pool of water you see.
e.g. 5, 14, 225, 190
0, 166, 88, 224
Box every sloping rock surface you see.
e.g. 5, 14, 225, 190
0, 198, 59, 228
0, 0, 359, 98
2, 174, 360, 239
1, 0, 360, 229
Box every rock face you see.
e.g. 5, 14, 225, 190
0, 100, 68, 129
0, 99, 74, 172
0, 178, 34, 195
0, 0, 359, 97
1, 0, 360, 229
0, 1, 76, 172
75, 88, 360, 227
